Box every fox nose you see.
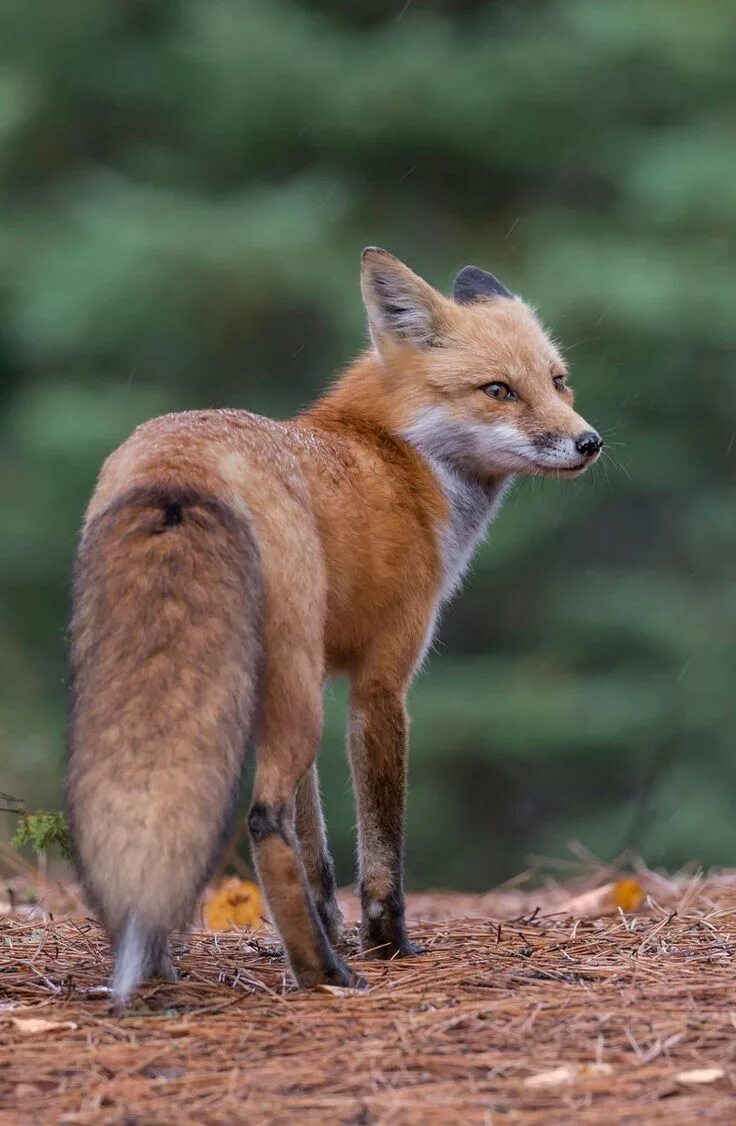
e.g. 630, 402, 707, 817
575, 431, 603, 459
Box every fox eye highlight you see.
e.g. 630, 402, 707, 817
552, 374, 567, 392
483, 381, 518, 402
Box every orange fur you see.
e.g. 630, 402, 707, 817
67, 249, 601, 1001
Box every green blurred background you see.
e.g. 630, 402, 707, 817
2, 0, 735, 890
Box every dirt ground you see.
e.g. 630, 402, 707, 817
2, 868, 736, 1124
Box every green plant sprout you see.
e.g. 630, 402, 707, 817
2, 794, 73, 862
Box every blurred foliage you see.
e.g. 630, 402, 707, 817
11, 810, 74, 863
1, 0, 735, 888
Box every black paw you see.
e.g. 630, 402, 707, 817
360, 910, 426, 960
149, 955, 178, 983
296, 955, 367, 991
394, 938, 426, 958
361, 935, 426, 960
324, 957, 368, 991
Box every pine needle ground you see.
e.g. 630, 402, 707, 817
2, 868, 735, 1123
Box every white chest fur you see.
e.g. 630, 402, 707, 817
399, 406, 512, 602
427, 459, 509, 600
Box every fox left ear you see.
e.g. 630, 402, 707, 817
361, 247, 446, 350
453, 266, 513, 304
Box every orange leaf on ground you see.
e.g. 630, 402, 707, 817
559, 878, 646, 918
611, 878, 645, 912
202, 877, 264, 932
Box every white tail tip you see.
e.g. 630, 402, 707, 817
111, 916, 148, 1006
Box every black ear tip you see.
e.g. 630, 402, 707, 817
455, 265, 483, 282
454, 265, 513, 303
453, 266, 486, 293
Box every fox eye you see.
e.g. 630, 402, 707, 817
483, 381, 518, 402
552, 375, 567, 392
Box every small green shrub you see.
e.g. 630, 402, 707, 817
11, 810, 74, 863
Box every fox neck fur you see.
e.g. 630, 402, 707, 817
308, 351, 510, 603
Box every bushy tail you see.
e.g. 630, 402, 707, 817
111, 916, 176, 1004
66, 484, 262, 1005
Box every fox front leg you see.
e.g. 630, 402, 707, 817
348, 679, 423, 959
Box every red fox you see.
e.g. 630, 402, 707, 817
66, 248, 601, 1003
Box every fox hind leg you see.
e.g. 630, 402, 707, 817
243, 472, 361, 988
249, 671, 363, 990
145, 931, 177, 982
295, 764, 344, 945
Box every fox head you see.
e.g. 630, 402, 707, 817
360, 247, 602, 478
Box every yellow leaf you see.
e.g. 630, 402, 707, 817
203, 877, 264, 932
611, 877, 645, 912
675, 1067, 725, 1085
11, 1017, 77, 1035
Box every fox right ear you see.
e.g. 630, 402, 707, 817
361, 247, 446, 350
453, 265, 513, 304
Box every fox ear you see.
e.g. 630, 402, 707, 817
453, 265, 513, 304
361, 247, 446, 350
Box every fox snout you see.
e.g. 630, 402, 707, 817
532, 427, 603, 474
575, 430, 603, 460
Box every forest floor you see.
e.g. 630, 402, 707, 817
1, 865, 736, 1124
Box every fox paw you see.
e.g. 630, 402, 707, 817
362, 936, 426, 960
360, 911, 426, 960
324, 958, 368, 991
295, 955, 367, 992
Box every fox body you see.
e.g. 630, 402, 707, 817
67, 249, 601, 1001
